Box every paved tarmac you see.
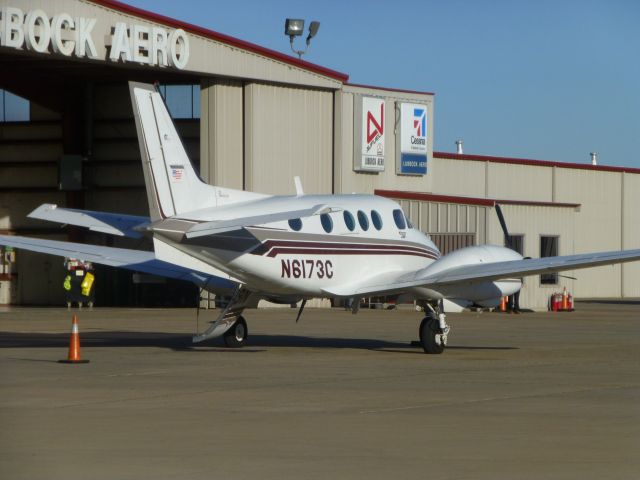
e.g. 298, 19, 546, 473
0, 301, 639, 480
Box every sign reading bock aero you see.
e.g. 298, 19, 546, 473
396, 102, 428, 175
0, 6, 189, 69
354, 96, 385, 172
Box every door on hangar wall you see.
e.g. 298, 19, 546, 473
243, 83, 333, 195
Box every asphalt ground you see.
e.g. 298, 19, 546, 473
1, 301, 639, 480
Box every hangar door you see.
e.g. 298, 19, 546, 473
244, 83, 333, 195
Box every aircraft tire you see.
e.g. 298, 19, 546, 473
419, 316, 445, 354
224, 316, 248, 348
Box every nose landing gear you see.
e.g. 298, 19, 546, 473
418, 302, 449, 354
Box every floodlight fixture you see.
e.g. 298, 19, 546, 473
284, 18, 320, 59
285, 19, 305, 37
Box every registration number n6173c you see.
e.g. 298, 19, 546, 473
281, 259, 334, 279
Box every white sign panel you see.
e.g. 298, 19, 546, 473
0, 6, 189, 69
354, 96, 385, 172
397, 102, 428, 175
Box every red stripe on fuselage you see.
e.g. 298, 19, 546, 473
257, 240, 439, 259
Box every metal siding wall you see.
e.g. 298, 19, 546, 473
501, 205, 577, 310
429, 157, 487, 197
622, 173, 640, 296
244, 83, 332, 195
200, 79, 243, 189
486, 162, 553, 201
554, 168, 622, 297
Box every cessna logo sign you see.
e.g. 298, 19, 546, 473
0, 6, 189, 69
396, 102, 428, 175
354, 96, 385, 172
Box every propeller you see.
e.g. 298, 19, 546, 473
494, 204, 513, 250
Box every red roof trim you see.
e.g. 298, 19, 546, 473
88, 0, 349, 82
434, 151, 640, 175
345, 83, 434, 96
375, 190, 580, 209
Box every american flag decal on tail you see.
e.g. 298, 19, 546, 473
170, 165, 184, 182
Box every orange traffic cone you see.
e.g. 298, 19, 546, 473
58, 315, 90, 364
499, 296, 507, 312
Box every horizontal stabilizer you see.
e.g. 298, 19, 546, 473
28, 204, 149, 239
185, 204, 330, 238
0, 234, 236, 291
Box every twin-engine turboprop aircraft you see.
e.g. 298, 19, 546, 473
2, 82, 639, 354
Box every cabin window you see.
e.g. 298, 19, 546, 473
343, 211, 356, 231
320, 213, 333, 233
371, 210, 383, 230
357, 210, 369, 231
393, 209, 406, 229
288, 218, 302, 231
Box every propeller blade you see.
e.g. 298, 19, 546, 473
495, 204, 512, 249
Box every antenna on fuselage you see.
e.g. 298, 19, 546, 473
294, 176, 304, 196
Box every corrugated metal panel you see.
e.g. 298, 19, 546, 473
486, 162, 553, 201
200, 79, 243, 189
429, 158, 486, 197
554, 168, 622, 297
244, 83, 333, 195
622, 173, 640, 296
500, 204, 577, 310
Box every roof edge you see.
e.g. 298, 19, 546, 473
88, 0, 349, 83
345, 83, 434, 96
375, 190, 581, 209
434, 151, 640, 175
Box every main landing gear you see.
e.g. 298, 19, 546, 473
193, 286, 254, 347
418, 302, 450, 354
223, 315, 248, 348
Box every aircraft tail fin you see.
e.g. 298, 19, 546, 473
129, 82, 217, 221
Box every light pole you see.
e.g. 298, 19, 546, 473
284, 18, 320, 59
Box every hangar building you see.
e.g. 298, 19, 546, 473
1, 0, 639, 310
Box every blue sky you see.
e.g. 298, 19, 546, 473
131, 0, 638, 167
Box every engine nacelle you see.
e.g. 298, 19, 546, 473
412, 245, 523, 304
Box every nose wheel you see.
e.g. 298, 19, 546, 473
223, 316, 248, 348
419, 305, 449, 354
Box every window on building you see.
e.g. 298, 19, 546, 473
158, 84, 200, 119
0, 89, 30, 122
506, 235, 524, 255
343, 211, 355, 231
540, 236, 559, 284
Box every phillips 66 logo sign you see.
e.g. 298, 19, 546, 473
354, 96, 385, 172
396, 102, 428, 175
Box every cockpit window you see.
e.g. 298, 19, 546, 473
392, 209, 407, 230
288, 218, 302, 231
320, 213, 333, 233
406, 217, 414, 229
343, 211, 355, 231
357, 210, 369, 231
371, 210, 383, 230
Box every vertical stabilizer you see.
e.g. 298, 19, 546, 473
129, 82, 217, 220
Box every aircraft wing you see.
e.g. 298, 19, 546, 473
0, 234, 236, 290
324, 248, 640, 297
28, 204, 149, 239
184, 204, 330, 238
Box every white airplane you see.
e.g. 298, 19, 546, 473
2, 82, 639, 354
